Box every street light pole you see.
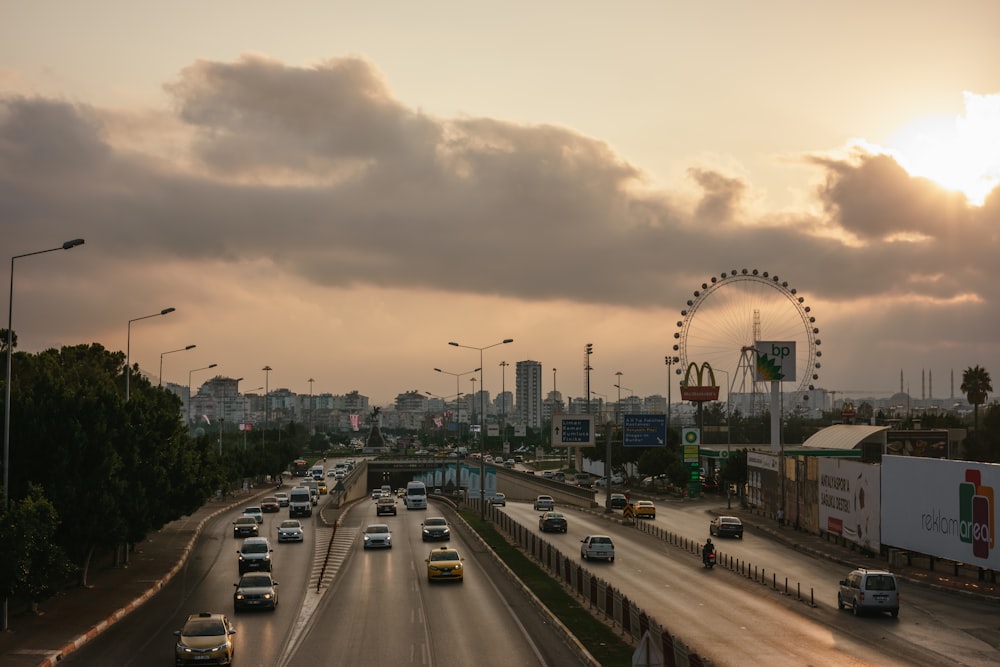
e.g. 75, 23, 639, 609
127, 307, 175, 401
262, 366, 272, 448
159, 344, 195, 387
434, 366, 480, 446
715, 368, 733, 509
665, 356, 679, 442
448, 338, 514, 518
499, 361, 509, 455
308, 377, 315, 432
4, 238, 85, 511
188, 363, 217, 426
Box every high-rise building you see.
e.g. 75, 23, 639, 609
515, 360, 543, 429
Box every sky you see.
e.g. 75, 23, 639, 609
2, 1, 1000, 409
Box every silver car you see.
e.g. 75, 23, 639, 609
363, 523, 392, 549
276, 519, 304, 543
838, 568, 899, 617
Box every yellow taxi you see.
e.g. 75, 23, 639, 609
316, 480, 328, 495
634, 500, 656, 519
425, 546, 464, 582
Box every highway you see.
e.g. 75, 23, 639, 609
58, 482, 583, 666
501, 494, 1000, 667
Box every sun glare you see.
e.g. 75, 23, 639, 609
884, 92, 1000, 206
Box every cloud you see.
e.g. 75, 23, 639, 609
2, 54, 999, 402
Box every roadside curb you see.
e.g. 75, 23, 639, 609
35, 488, 275, 667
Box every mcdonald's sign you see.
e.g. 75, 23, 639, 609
680, 362, 720, 402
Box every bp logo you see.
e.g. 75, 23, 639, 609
960, 469, 994, 559
682, 428, 700, 445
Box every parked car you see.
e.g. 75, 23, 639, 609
709, 515, 744, 539
174, 612, 235, 665
237, 537, 273, 574
533, 495, 555, 511
610, 493, 627, 509
376, 496, 397, 515
233, 572, 278, 611
838, 569, 899, 617
363, 523, 393, 549
421, 517, 451, 542
538, 511, 568, 533
595, 474, 624, 487
425, 546, 464, 582
260, 497, 280, 513
232, 516, 259, 539
276, 519, 304, 543
580, 535, 615, 562
634, 500, 656, 519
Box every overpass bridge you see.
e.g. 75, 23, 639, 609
330, 458, 599, 509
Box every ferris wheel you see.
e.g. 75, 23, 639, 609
672, 269, 820, 409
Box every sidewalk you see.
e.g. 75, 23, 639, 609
0, 488, 272, 667
715, 504, 1000, 604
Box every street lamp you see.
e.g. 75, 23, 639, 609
220, 377, 243, 456
159, 345, 196, 387
308, 377, 315, 431
714, 368, 733, 509
188, 363, 218, 425
4, 238, 85, 510
499, 361, 509, 455
665, 355, 679, 441
262, 366, 272, 447
434, 367, 481, 444
243, 387, 263, 450
127, 307, 175, 401
448, 338, 514, 518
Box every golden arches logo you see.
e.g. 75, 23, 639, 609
680, 362, 720, 401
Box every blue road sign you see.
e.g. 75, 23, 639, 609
623, 414, 667, 447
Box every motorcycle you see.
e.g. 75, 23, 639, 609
703, 549, 716, 569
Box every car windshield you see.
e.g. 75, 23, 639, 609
721, 518, 739, 524
242, 543, 268, 554
185, 619, 225, 637
866, 574, 897, 590
546, 512, 564, 519
240, 575, 271, 587
591, 537, 612, 545
431, 550, 459, 561
236, 517, 255, 524
425, 518, 447, 526
366, 526, 389, 534
280, 521, 300, 528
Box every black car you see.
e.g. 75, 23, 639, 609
421, 517, 451, 541
709, 515, 744, 539
610, 493, 628, 509
232, 516, 259, 539
538, 511, 568, 533
233, 572, 278, 611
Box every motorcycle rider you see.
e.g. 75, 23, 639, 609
702, 538, 715, 566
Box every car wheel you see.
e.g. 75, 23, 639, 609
891, 609, 899, 618
837, 593, 843, 609
581, 551, 588, 560
852, 601, 860, 616
609, 556, 615, 562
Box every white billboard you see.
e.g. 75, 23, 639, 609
882, 456, 999, 569
818, 458, 881, 552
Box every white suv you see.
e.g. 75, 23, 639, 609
837, 568, 899, 617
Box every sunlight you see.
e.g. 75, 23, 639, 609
884, 92, 1000, 206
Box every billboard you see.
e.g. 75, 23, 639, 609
755, 341, 796, 383
818, 458, 881, 552
882, 456, 999, 569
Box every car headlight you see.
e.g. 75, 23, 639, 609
235, 593, 246, 600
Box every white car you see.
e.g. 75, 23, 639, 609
580, 535, 615, 562
243, 507, 264, 523
363, 523, 392, 549
276, 519, 304, 543
533, 495, 555, 511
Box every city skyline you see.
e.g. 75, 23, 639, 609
3, 3, 999, 407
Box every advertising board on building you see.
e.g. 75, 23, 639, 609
818, 458, 881, 552
882, 456, 1000, 569
747, 451, 779, 472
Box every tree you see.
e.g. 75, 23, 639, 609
0, 484, 76, 629
961, 365, 993, 438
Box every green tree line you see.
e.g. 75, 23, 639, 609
0, 340, 305, 626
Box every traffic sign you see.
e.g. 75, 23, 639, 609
623, 414, 667, 447
552, 414, 595, 447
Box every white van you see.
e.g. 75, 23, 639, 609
404, 481, 427, 510
289, 488, 312, 518
310, 465, 325, 480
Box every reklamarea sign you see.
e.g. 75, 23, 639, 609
818, 458, 881, 552
882, 456, 999, 569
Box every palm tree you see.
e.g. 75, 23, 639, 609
961, 365, 993, 436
